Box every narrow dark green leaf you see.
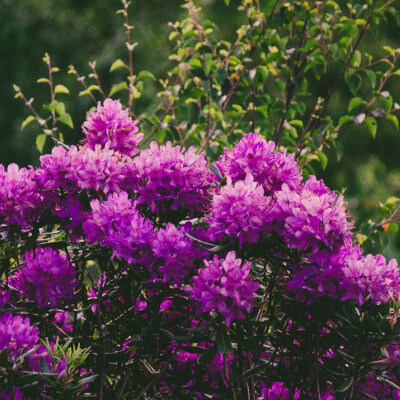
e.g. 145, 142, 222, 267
216, 328, 233, 353
197, 346, 217, 365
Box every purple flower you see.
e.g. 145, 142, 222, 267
53, 311, 73, 333
9, 247, 76, 308
83, 192, 153, 264
187, 251, 258, 326
217, 133, 302, 194
341, 254, 400, 306
0, 312, 39, 367
151, 223, 208, 283
276, 178, 353, 252
0, 163, 44, 227
37, 144, 132, 195
0, 387, 24, 400
35, 145, 72, 191
66, 144, 127, 194
206, 174, 273, 246
134, 141, 211, 215
82, 98, 143, 157
286, 240, 362, 302
358, 373, 400, 400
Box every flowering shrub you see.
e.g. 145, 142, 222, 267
1, 97, 400, 399
4, 0, 400, 398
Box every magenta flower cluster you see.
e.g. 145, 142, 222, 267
83, 192, 153, 264
187, 251, 259, 327
82, 98, 143, 156
9, 247, 76, 308
206, 174, 273, 246
0, 312, 39, 367
134, 141, 211, 214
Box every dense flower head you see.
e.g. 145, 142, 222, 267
0, 312, 39, 367
82, 98, 143, 156
187, 251, 259, 326
217, 133, 302, 193
83, 192, 153, 264
66, 144, 127, 194
341, 254, 400, 306
9, 247, 76, 308
134, 141, 211, 215
0, 163, 44, 227
37, 144, 132, 195
35, 145, 72, 191
276, 179, 353, 252
151, 223, 207, 283
206, 174, 273, 246
358, 373, 400, 400
286, 240, 362, 302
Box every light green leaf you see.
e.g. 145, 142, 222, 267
110, 59, 126, 72
37, 78, 49, 84
59, 113, 74, 129
36, 133, 47, 153
138, 70, 156, 80
317, 151, 328, 170
21, 115, 36, 130
387, 113, 399, 129
54, 85, 70, 94
108, 81, 128, 97
348, 97, 364, 112
364, 118, 377, 138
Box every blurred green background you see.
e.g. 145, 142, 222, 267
1, 0, 400, 255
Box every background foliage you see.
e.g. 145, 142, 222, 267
2, 0, 400, 256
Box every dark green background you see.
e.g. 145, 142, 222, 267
1, 0, 400, 255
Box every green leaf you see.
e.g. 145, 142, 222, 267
345, 73, 362, 95
138, 70, 156, 80
364, 118, 377, 138
110, 59, 126, 72
54, 84, 70, 94
210, 163, 222, 180
348, 97, 364, 112
317, 151, 328, 170
216, 328, 233, 354
37, 78, 49, 84
242, 362, 268, 379
197, 346, 217, 365
0, 349, 8, 368
216, 68, 227, 83
329, 43, 338, 57
385, 222, 398, 233
335, 377, 354, 393
40, 356, 51, 374
381, 94, 393, 112
339, 115, 351, 127
21, 115, 36, 130
365, 70, 376, 88
334, 141, 343, 161
224, 0, 230, 4
108, 81, 128, 97
59, 113, 74, 129
387, 113, 399, 129
351, 50, 362, 67
155, 130, 166, 142
36, 134, 47, 153
55, 102, 66, 117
